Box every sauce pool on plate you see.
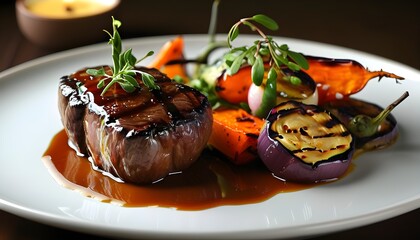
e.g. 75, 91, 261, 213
42, 129, 336, 210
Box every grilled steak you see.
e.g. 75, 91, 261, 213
58, 66, 213, 184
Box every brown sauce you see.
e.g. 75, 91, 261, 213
43, 129, 334, 211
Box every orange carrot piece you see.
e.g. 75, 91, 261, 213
159, 63, 189, 81
216, 66, 253, 104
208, 108, 265, 165
304, 56, 404, 104
148, 36, 189, 81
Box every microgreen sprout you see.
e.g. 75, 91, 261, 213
224, 14, 309, 117
226, 14, 309, 86
86, 17, 159, 96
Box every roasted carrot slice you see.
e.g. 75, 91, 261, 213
208, 108, 265, 165
148, 36, 189, 81
304, 55, 404, 104
215, 66, 253, 104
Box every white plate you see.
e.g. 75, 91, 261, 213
0, 35, 419, 239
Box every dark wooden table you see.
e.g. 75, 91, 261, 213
1, 0, 419, 239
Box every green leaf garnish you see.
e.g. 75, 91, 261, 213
123, 74, 139, 87
287, 50, 309, 70
251, 55, 264, 86
86, 68, 105, 76
141, 72, 159, 90
221, 14, 310, 116
86, 17, 158, 96
225, 14, 308, 85
227, 25, 239, 48
251, 14, 279, 31
228, 51, 246, 75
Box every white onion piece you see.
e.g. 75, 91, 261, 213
248, 83, 264, 115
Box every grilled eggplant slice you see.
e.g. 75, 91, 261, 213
258, 101, 354, 183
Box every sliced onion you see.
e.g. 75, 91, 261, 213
257, 101, 355, 183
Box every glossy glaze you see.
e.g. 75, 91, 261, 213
43, 129, 327, 210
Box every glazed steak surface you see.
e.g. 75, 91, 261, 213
58, 66, 213, 184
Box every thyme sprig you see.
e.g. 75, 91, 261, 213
225, 14, 309, 86
86, 17, 159, 96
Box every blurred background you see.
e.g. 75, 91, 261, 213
0, 0, 419, 72
0, 0, 419, 239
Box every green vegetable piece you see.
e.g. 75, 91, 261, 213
289, 76, 302, 85
349, 91, 409, 138
254, 67, 278, 118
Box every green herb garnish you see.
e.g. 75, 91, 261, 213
222, 14, 309, 117
226, 14, 309, 85
86, 17, 159, 96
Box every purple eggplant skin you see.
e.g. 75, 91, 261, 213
322, 98, 399, 156
258, 101, 355, 183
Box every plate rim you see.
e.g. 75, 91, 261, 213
1, 34, 419, 239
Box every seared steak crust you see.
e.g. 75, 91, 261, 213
58, 66, 212, 184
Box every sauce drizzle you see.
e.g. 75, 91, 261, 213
43, 129, 328, 210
